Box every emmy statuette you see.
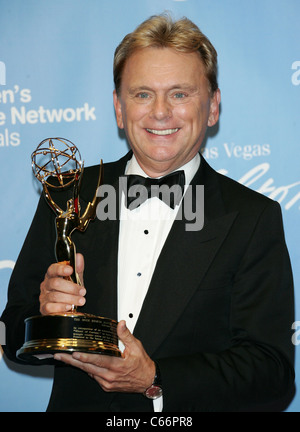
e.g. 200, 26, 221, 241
17, 138, 121, 364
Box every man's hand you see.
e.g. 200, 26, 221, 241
39, 253, 86, 315
54, 320, 156, 394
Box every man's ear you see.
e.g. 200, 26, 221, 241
208, 88, 221, 127
113, 90, 124, 129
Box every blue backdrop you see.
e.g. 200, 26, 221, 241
0, 0, 299, 411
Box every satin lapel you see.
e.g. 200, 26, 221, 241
78, 152, 130, 320
133, 157, 238, 356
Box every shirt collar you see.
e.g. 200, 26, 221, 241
125, 153, 200, 186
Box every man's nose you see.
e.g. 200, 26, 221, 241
149, 95, 172, 120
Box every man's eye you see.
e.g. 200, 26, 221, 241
174, 92, 186, 99
137, 92, 149, 99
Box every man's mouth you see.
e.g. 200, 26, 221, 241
146, 128, 179, 136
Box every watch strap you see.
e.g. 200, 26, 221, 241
143, 361, 163, 399
152, 361, 162, 386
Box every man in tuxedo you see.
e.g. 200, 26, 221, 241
1, 14, 295, 411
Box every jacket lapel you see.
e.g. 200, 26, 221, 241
133, 156, 238, 356
78, 152, 130, 320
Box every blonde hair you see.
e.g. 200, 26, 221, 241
113, 13, 218, 95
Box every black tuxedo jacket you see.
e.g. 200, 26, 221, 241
2, 152, 295, 411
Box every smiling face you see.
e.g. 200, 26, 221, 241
113, 47, 220, 177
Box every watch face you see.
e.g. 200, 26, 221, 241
145, 385, 163, 400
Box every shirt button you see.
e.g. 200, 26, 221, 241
137, 272, 142, 277
144, 229, 149, 234
129, 313, 133, 318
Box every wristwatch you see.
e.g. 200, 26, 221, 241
143, 361, 163, 400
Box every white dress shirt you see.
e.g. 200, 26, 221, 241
117, 152, 200, 411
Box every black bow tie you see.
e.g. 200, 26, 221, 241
122, 170, 185, 210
